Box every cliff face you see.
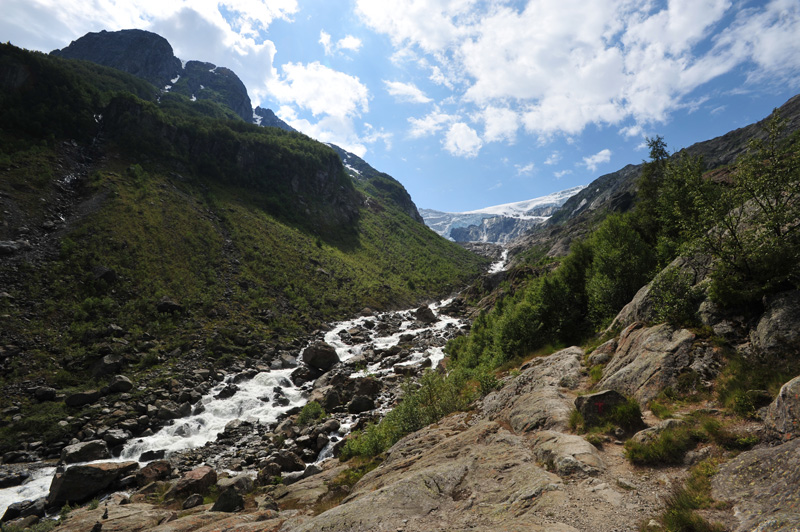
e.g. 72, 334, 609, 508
51, 29, 254, 122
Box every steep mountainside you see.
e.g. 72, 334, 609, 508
421, 186, 584, 243
52, 29, 254, 122
0, 43, 487, 457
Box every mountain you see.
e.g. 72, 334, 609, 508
420, 186, 584, 243
512, 93, 800, 259
0, 41, 488, 459
52, 29, 254, 122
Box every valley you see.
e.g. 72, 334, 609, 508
0, 27, 799, 532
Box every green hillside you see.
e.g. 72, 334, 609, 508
0, 44, 487, 448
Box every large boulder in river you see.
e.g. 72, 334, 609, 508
61, 440, 111, 464
47, 461, 138, 507
765, 375, 800, 441
302, 342, 339, 372
414, 305, 437, 324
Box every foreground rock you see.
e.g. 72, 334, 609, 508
302, 342, 339, 372
765, 374, 800, 441
712, 438, 800, 532
60, 440, 111, 464
48, 461, 139, 507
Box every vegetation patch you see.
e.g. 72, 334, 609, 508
296, 401, 327, 427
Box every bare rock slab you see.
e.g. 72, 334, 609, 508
765, 374, 800, 441
530, 431, 606, 477
48, 461, 139, 507
712, 438, 800, 532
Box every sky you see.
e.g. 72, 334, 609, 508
3, 1, 800, 212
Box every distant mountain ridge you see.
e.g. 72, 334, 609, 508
420, 186, 585, 243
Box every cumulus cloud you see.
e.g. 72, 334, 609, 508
355, 0, 800, 138
554, 169, 572, 179
268, 61, 368, 118
481, 106, 519, 143
444, 122, 482, 158
320, 30, 363, 56
384, 80, 432, 103
408, 109, 456, 138
583, 149, 612, 172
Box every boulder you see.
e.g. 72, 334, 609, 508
587, 339, 616, 366
108, 375, 134, 393
596, 323, 708, 404
302, 342, 339, 372
712, 438, 800, 532
217, 474, 254, 493
530, 431, 606, 477
751, 290, 800, 356
165, 466, 217, 499
347, 395, 375, 414
103, 428, 131, 447
156, 296, 183, 313
182, 493, 204, 510
765, 375, 800, 441
47, 461, 138, 507
574, 390, 630, 428
65, 389, 102, 407
273, 450, 305, 473
414, 305, 437, 324
482, 346, 583, 432
135, 460, 172, 486
1, 497, 45, 522
211, 487, 244, 512
61, 440, 111, 464
94, 354, 124, 377
0, 469, 30, 489
33, 386, 57, 402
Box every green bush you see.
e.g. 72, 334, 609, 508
649, 267, 703, 327
624, 424, 698, 465
296, 401, 326, 426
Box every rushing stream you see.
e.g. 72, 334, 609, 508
0, 252, 508, 518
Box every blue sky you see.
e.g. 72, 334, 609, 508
3, 1, 800, 212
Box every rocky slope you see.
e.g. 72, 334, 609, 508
512, 93, 800, 259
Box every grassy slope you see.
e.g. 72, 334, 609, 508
0, 45, 487, 447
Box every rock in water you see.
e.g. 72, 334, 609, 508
302, 342, 339, 371
47, 461, 139, 507
414, 305, 437, 324
61, 440, 112, 464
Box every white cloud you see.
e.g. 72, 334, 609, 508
444, 122, 482, 158
544, 151, 562, 165
338, 35, 363, 52
515, 163, 535, 176
554, 169, 572, 179
1, 0, 298, 107
408, 109, 456, 138
320, 30, 363, 56
356, 0, 800, 138
583, 149, 612, 172
383, 80, 432, 104
268, 61, 368, 118
481, 106, 519, 143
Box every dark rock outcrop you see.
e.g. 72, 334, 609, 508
47, 461, 139, 507
61, 440, 111, 464
302, 342, 339, 372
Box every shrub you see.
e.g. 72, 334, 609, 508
296, 401, 326, 426
624, 424, 698, 465
649, 267, 703, 327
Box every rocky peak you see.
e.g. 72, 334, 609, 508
51, 29, 180, 89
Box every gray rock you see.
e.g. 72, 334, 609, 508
156, 296, 183, 313
414, 305, 437, 324
752, 290, 800, 356
712, 438, 800, 531
108, 375, 133, 393
574, 390, 631, 427
530, 431, 606, 477
61, 440, 111, 464
211, 488, 244, 512
182, 493, 204, 509
165, 466, 217, 499
47, 461, 139, 507
65, 389, 102, 407
273, 450, 305, 472
765, 375, 800, 441
587, 339, 616, 366
347, 395, 375, 414
102, 429, 131, 447
302, 342, 339, 371
217, 474, 254, 493
33, 387, 57, 402
597, 323, 706, 404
